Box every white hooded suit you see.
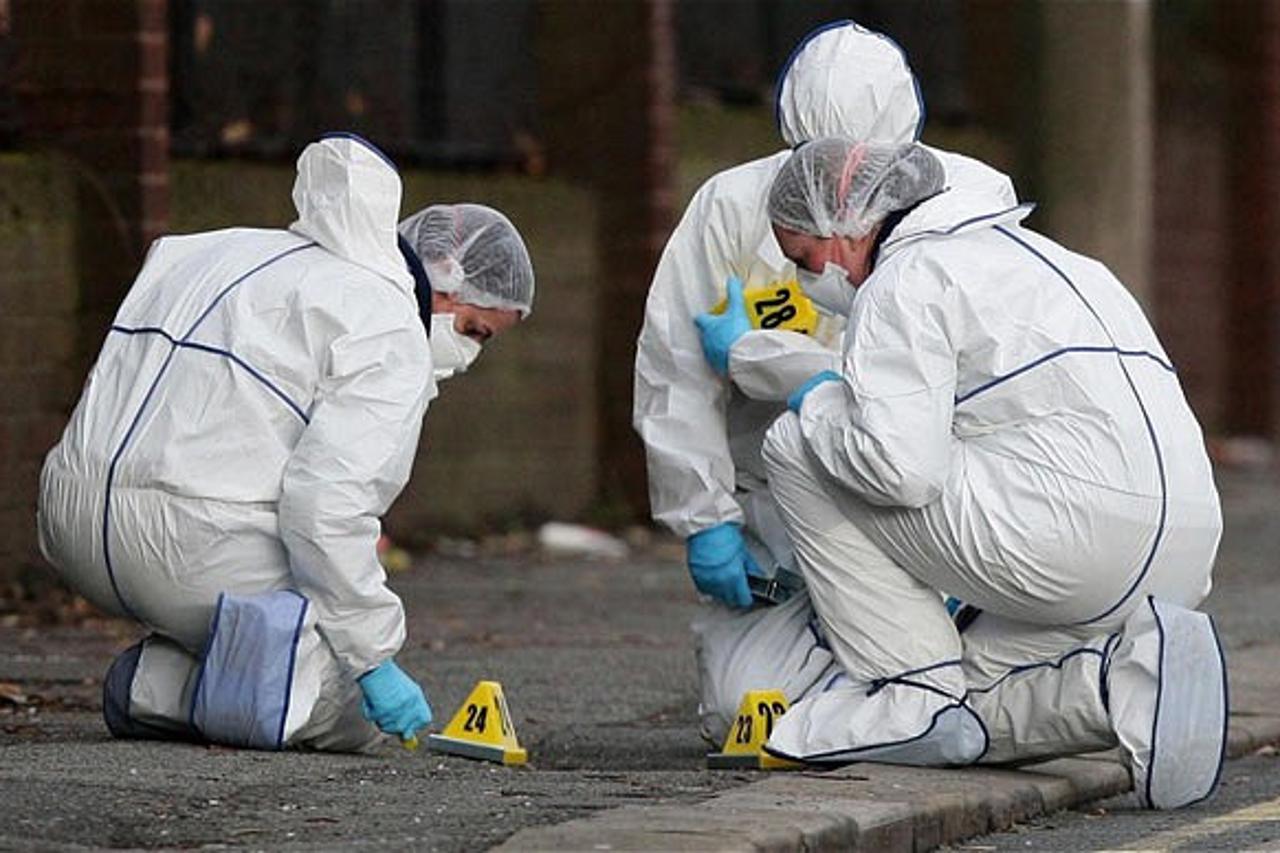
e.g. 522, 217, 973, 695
633, 21, 1014, 574
699, 163, 1227, 809
38, 134, 434, 750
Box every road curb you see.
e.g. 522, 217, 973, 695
493, 714, 1280, 851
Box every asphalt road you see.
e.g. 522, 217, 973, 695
1, 468, 1277, 850
1, 553, 758, 851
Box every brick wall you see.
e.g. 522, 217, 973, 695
388, 176, 602, 539
2, 0, 168, 590
0, 155, 79, 586
12, 0, 170, 375
0, 158, 601, 587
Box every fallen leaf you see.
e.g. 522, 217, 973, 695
0, 683, 28, 706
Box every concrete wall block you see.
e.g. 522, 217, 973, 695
0, 317, 79, 368
60, 127, 168, 177
0, 416, 14, 470
0, 507, 42, 567
0, 156, 78, 224
0, 264, 79, 316
0, 460, 40, 512
22, 414, 66, 462
0, 369, 78, 415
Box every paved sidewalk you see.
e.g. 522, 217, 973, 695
1, 467, 1277, 850
497, 644, 1280, 851
493, 467, 1280, 851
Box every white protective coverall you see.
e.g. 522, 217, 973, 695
633, 20, 1015, 577
38, 134, 434, 751
701, 165, 1227, 809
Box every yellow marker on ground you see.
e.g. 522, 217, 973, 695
712, 280, 820, 336
426, 680, 527, 765
707, 689, 804, 770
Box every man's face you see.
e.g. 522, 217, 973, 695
773, 225, 875, 286
431, 292, 521, 344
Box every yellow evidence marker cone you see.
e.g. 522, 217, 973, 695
426, 680, 528, 765
707, 689, 804, 770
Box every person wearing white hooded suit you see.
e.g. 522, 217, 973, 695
692, 136, 1227, 810
633, 22, 1015, 605
632, 19, 1017, 747
37, 133, 535, 751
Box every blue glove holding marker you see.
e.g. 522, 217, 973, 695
787, 370, 842, 413
358, 659, 432, 742
694, 277, 753, 375
686, 522, 758, 609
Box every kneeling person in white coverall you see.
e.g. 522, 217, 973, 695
633, 20, 1016, 611
37, 134, 535, 751
693, 137, 1226, 809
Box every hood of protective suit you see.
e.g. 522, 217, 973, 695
776, 20, 924, 149
290, 133, 413, 291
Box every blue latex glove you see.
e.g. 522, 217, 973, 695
686, 522, 759, 609
358, 659, 432, 741
694, 277, 752, 375
787, 370, 842, 413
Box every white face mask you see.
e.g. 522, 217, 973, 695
429, 313, 482, 382
796, 262, 856, 318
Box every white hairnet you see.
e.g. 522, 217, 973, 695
398, 203, 535, 317
776, 20, 923, 149
768, 138, 945, 239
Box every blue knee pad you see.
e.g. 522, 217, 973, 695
190, 590, 310, 750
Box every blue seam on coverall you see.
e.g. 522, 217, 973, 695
763, 698, 989, 765
880, 205, 1032, 252
1147, 596, 1166, 807
110, 325, 310, 424
1204, 611, 1230, 807
992, 225, 1168, 626
1136, 596, 1230, 809
275, 591, 311, 749
965, 644, 1108, 697
955, 346, 1176, 405
318, 131, 399, 172
188, 591, 227, 731
867, 658, 964, 696
101, 242, 317, 620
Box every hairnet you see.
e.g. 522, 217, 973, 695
775, 21, 923, 149
767, 138, 945, 239
398, 203, 535, 317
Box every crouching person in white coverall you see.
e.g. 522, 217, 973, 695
693, 137, 1227, 810
37, 133, 535, 752
633, 20, 1016, 612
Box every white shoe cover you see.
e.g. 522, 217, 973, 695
1108, 596, 1228, 809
